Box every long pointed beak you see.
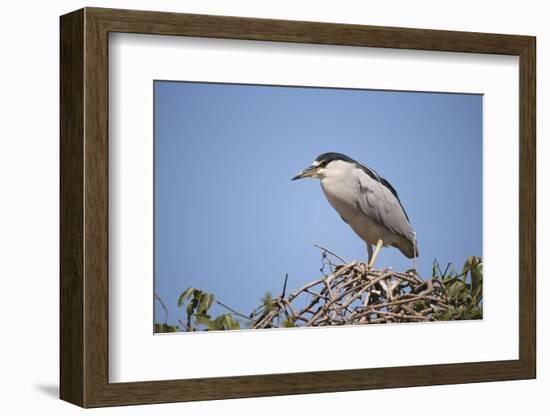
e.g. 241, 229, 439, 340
291, 166, 315, 181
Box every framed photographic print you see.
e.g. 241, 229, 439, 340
60, 7, 536, 408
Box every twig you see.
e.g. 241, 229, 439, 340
313, 244, 348, 264
215, 300, 253, 321
178, 319, 191, 332
154, 292, 169, 325
281, 273, 289, 298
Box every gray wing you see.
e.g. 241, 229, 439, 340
353, 168, 413, 240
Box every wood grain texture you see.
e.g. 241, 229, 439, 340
59, 7, 537, 408
83, 10, 110, 406
88, 7, 532, 54
518, 38, 536, 376
59, 8, 84, 407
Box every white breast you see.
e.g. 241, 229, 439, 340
320, 175, 358, 221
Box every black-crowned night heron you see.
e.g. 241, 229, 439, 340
292, 152, 418, 268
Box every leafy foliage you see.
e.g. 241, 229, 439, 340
432, 256, 483, 320
153, 323, 178, 333
165, 287, 240, 332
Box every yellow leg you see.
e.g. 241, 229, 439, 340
368, 239, 384, 269
366, 243, 373, 265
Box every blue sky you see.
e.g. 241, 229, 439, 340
154, 81, 482, 327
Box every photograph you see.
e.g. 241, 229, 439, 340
153, 80, 483, 333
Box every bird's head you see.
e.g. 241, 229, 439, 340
291, 152, 355, 181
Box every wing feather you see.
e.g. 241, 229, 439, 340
353, 168, 413, 240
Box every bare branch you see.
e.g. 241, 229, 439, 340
313, 243, 348, 264
154, 292, 169, 325
215, 300, 253, 321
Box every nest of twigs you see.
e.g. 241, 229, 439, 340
251, 264, 449, 328
250, 247, 460, 329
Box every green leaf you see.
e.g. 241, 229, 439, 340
222, 314, 240, 330
470, 259, 483, 302
186, 298, 198, 316
283, 317, 296, 327
470, 307, 483, 319
448, 265, 458, 278
177, 287, 195, 307
154, 323, 178, 333
198, 292, 214, 314
206, 316, 225, 331
263, 292, 274, 313
461, 256, 481, 278
195, 314, 219, 330
442, 276, 461, 285
447, 281, 464, 300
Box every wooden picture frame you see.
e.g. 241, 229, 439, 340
60, 7, 536, 408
